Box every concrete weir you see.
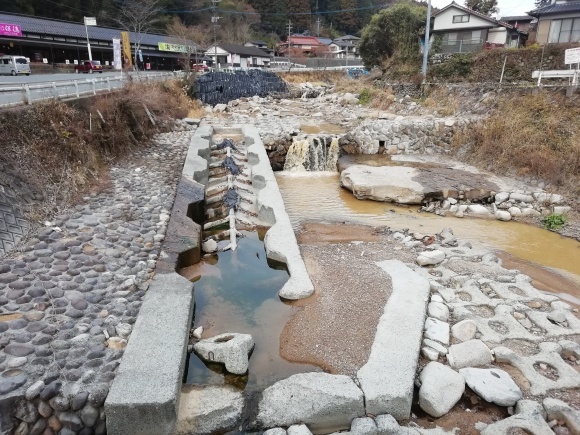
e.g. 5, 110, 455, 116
357, 260, 430, 420
105, 124, 313, 434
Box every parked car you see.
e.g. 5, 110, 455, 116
74, 60, 103, 74
0, 55, 31, 76
192, 64, 208, 72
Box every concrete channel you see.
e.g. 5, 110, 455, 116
104, 125, 318, 434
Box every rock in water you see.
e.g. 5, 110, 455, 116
340, 165, 425, 204
192, 326, 203, 339
419, 362, 465, 417
459, 368, 522, 406
193, 333, 254, 375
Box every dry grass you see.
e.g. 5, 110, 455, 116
454, 91, 580, 196
0, 79, 192, 220
422, 87, 461, 116
279, 70, 346, 84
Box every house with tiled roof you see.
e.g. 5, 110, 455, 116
431, 2, 527, 53
204, 43, 271, 68
278, 35, 326, 56
529, 0, 580, 44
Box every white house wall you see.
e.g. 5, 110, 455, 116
487, 27, 508, 44
433, 7, 496, 30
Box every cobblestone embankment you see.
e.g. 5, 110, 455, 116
0, 126, 194, 434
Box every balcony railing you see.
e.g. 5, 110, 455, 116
440, 39, 484, 53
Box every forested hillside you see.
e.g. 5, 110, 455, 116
0, 0, 391, 40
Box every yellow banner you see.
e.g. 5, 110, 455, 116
158, 42, 189, 53
121, 31, 132, 67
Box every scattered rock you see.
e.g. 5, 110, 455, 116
460, 367, 522, 406
447, 339, 493, 369
417, 250, 446, 267
419, 362, 465, 417
424, 317, 450, 345
194, 333, 254, 375
451, 320, 477, 342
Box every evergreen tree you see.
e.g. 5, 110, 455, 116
288, 0, 312, 34
335, 0, 358, 33
359, 1, 426, 69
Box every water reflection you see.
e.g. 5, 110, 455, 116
181, 231, 319, 390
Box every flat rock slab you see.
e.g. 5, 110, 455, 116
340, 164, 500, 205
357, 260, 430, 420
256, 372, 365, 434
459, 368, 522, 406
176, 385, 243, 435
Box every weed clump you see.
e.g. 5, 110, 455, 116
0, 79, 196, 221
542, 213, 567, 230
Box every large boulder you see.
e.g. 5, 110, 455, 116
419, 362, 465, 417
340, 165, 425, 204
193, 333, 254, 375
459, 368, 522, 406
257, 373, 365, 433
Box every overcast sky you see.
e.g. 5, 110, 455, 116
430, 0, 537, 17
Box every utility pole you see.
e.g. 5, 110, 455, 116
421, 0, 432, 83
287, 20, 293, 56
211, 0, 221, 69
316, 17, 322, 37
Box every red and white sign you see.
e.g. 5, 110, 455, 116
0, 23, 22, 37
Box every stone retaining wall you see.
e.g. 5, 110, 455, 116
340, 117, 476, 156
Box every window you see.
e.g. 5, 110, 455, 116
452, 14, 470, 23
548, 18, 580, 43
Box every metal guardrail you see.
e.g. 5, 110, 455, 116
0, 72, 176, 108
533, 69, 579, 86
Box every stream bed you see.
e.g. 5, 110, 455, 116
275, 172, 580, 305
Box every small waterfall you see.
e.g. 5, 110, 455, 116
283, 137, 340, 172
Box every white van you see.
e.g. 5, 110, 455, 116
0, 56, 31, 76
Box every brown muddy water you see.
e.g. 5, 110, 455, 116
275, 172, 580, 304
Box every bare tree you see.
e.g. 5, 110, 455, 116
116, 0, 163, 71
166, 17, 203, 73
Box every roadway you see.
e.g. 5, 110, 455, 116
0, 71, 169, 85
0, 71, 175, 107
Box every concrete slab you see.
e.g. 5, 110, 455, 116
105, 272, 194, 435
176, 385, 244, 435
245, 125, 314, 300
184, 125, 211, 186
357, 260, 430, 420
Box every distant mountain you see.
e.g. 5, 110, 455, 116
0, 0, 392, 40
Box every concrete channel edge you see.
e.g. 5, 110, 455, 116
105, 124, 209, 435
